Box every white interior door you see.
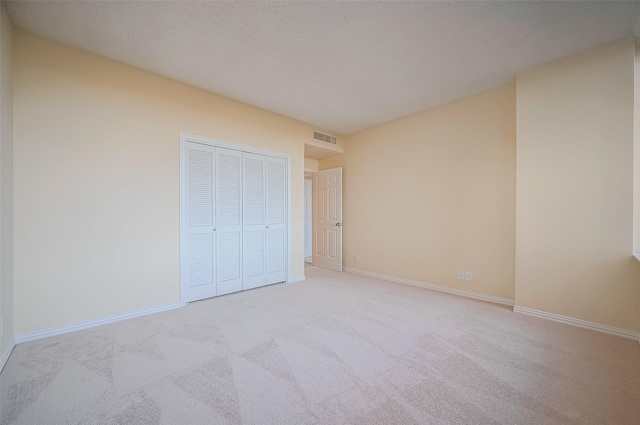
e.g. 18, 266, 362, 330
242, 152, 266, 290
304, 179, 312, 259
313, 167, 342, 271
216, 148, 243, 295
184, 142, 217, 301
265, 157, 287, 284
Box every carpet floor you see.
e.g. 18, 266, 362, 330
1, 267, 639, 424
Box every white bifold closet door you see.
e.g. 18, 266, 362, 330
266, 157, 286, 285
242, 154, 286, 288
216, 148, 243, 296
184, 143, 217, 302
183, 140, 287, 303
242, 152, 266, 290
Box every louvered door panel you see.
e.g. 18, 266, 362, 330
242, 153, 266, 289
184, 142, 217, 301
187, 234, 214, 285
265, 156, 286, 284
187, 149, 214, 227
216, 148, 243, 295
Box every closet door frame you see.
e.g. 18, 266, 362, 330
179, 133, 291, 306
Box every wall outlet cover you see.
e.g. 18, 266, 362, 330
465, 272, 473, 281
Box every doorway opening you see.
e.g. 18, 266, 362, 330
304, 140, 343, 273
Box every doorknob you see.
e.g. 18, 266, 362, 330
336, 223, 341, 227
213, 228, 216, 231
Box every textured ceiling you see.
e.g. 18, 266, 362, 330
6, 1, 640, 135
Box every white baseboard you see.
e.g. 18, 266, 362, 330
288, 275, 306, 283
304, 257, 312, 263
514, 306, 640, 343
344, 267, 515, 307
14, 302, 181, 345
0, 338, 15, 373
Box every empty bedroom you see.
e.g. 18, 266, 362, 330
0, 1, 638, 424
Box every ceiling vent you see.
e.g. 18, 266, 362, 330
313, 131, 337, 145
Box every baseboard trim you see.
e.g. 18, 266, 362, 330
288, 275, 306, 283
0, 338, 15, 374
344, 267, 515, 307
514, 306, 640, 342
14, 302, 182, 345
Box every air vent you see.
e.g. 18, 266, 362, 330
313, 131, 337, 145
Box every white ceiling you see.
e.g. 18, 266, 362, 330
6, 1, 640, 135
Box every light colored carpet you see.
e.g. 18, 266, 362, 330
1, 267, 639, 424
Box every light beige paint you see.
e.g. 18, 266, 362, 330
516, 37, 640, 332
0, 3, 14, 357
13, 30, 316, 335
304, 157, 319, 173
321, 84, 516, 300
305, 132, 343, 151
304, 143, 343, 161
635, 39, 640, 257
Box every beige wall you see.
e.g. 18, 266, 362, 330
304, 157, 319, 172
306, 138, 344, 156
0, 3, 14, 356
516, 37, 640, 332
321, 84, 517, 300
13, 30, 316, 335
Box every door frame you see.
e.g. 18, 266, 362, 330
179, 132, 291, 306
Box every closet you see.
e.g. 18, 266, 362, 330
181, 138, 287, 303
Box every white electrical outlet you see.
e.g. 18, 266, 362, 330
465, 272, 473, 281
457, 270, 465, 280
354, 255, 360, 263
